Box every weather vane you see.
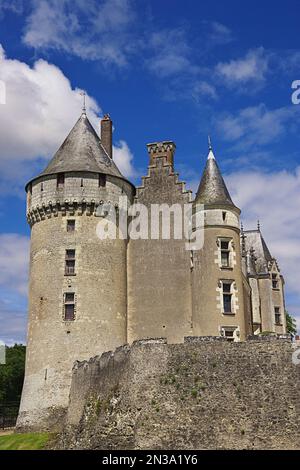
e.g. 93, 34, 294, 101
208, 135, 212, 150
80, 91, 86, 114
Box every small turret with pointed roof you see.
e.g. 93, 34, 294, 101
195, 137, 237, 209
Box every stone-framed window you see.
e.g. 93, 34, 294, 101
64, 293, 75, 321
67, 219, 75, 232
99, 174, 106, 188
222, 281, 233, 313
220, 326, 239, 342
65, 249, 76, 275
216, 237, 234, 269
274, 307, 281, 325
57, 172, 65, 189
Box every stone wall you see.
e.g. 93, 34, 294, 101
57, 337, 300, 450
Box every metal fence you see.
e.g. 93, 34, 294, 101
0, 403, 19, 429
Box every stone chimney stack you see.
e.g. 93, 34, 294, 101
101, 114, 113, 159
147, 141, 176, 168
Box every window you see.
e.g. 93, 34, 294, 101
272, 273, 278, 289
221, 240, 230, 267
65, 249, 76, 275
221, 327, 237, 342
274, 307, 281, 325
223, 282, 232, 314
67, 220, 75, 232
222, 211, 227, 222
57, 173, 65, 189
41, 182, 44, 192
64, 293, 75, 321
99, 174, 106, 187
80, 178, 84, 187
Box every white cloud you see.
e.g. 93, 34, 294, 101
0, 0, 23, 15
216, 103, 298, 149
23, 0, 135, 66
208, 21, 233, 45
0, 234, 29, 295
226, 167, 300, 329
192, 81, 217, 101
216, 47, 268, 85
147, 28, 197, 79
0, 44, 100, 160
0, 45, 136, 192
113, 140, 137, 178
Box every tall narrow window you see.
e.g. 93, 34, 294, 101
99, 174, 106, 187
223, 282, 232, 314
64, 293, 75, 321
222, 211, 227, 222
221, 240, 230, 267
67, 220, 75, 232
65, 249, 76, 275
272, 273, 278, 289
41, 182, 44, 192
274, 307, 281, 325
57, 173, 65, 189
80, 178, 84, 187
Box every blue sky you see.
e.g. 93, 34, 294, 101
0, 0, 300, 343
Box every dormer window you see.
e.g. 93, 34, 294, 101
272, 273, 278, 289
57, 173, 65, 189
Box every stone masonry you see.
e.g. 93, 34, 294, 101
57, 337, 300, 450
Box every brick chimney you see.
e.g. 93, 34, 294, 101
147, 141, 176, 168
101, 114, 113, 159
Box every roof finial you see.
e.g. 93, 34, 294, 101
80, 91, 86, 115
208, 135, 212, 151
257, 219, 261, 231
207, 135, 215, 160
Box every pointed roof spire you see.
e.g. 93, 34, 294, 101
35, 113, 125, 180
195, 140, 236, 207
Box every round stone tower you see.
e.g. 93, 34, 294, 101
191, 142, 248, 341
17, 112, 135, 431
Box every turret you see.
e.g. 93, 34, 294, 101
17, 111, 135, 431
191, 140, 250, 341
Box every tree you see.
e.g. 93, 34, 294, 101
285, 311, 297, 337
0, 344, 26, 404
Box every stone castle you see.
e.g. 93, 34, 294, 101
17, 111, 287, 431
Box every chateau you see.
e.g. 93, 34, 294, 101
17, 111, 287, 431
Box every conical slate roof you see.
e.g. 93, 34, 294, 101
195, 147, 235, 207
38, 113, 123, 179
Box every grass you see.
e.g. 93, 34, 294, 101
0, 432, 51, 450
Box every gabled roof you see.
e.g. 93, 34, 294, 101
195, 147, 235, 207
31, 113, 125, 183
244, 229, 273, 274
